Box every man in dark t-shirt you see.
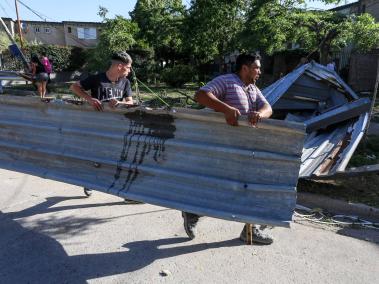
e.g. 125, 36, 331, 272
70, 51, 134, 110
70, 51, 141, 204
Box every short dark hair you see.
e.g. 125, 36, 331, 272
111, 51, 132, 65
31, 54, 40, 63
236, 53, 261, 72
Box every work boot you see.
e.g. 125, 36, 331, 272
182, 211, 200, 239
239, 224, 273, 245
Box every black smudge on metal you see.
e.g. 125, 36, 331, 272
108, 110, 176, 194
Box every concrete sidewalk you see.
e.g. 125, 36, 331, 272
0, 169, 378, 283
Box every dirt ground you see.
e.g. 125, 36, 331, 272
298, 174, 379, 208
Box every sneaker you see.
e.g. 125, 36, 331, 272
239, 225, 273, 245
83, 187, 92, 197
182, 212, 200, 239
124, 198, 144, 204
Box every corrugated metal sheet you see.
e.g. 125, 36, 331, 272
0, 96, 305, 227
263, 61, 370, 178
304, 98, 371, 133
300, 125, 350, 177
334, 113, 369, 172
306, 63, 359, 100
263, 62, 359, 104
263, 64, 309, 105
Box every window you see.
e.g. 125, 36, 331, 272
20, 23, 28, 33
44, 27, 51, 33
34, 27, 40, 33
77, 27, 97, 39
67, 26, 72, 33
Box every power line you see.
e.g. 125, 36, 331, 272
16, 0, 48, 21
4, 0, 14, 12
16, 0, 97, 38
19, 0, 95, 39
10, 0, 94, 48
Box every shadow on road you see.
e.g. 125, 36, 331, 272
0, 211, 241, 283
0, 195, 243, 282
337, 227, 379, 244
5, 196, 125, 219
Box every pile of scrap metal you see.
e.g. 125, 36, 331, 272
263, 61, 371, 179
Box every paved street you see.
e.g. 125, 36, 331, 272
0, 168, 378, 284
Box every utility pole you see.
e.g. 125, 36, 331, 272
0, 17, 28, 67
14, 0, 24, 48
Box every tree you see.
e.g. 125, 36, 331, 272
183, 0, 248, 65
130, 0, 185, 65
0, 31, 11, 52
351, 13, 379, 52
88, 15, 140, 71
241, 0, 379, 64
97, 5, 109, 20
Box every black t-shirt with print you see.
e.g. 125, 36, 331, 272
80, 72, 132, 102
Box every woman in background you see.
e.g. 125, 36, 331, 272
30, 54, 49, 99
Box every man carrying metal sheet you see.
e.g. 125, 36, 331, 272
182, 53, 274, 244
70, 51, 135, 111
70, 51, 141, 204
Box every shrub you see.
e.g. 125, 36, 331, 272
25, 45, 88, 72
27, 45, 71, 72
67, 47, 88, 71
161, 64, 194, 87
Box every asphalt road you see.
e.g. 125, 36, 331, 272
0, 169, 378, 284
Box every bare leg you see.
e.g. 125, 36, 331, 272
36, 82, 43, 99
41, 81, 47, 98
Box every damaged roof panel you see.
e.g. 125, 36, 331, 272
263, 61, 371, 178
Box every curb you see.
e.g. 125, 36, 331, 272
297, 192, 379, 222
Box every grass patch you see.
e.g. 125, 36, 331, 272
4, 82, 202, 108
348, 135, 379, 167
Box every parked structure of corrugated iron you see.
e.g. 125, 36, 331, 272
262, 61, 371, 179
0, 96, 305, 227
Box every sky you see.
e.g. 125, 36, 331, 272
0, 0, 356, 23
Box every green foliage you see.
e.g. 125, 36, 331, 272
241, 1, 379, 64
130, 0, 185, 63
0, 31, 11, 52
97, 5, 109, 20
27, 45, 71, 72
67, 47, 89, 71
349, 135, 379, 167
241, 1, 296, 55
161, 64, 194, 87
128, 47, 156, 82
351, 14, 379, 52
87, 15, 140, 71
183, 0, 248, 64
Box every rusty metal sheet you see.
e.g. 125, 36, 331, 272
0, 96, 305, 227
